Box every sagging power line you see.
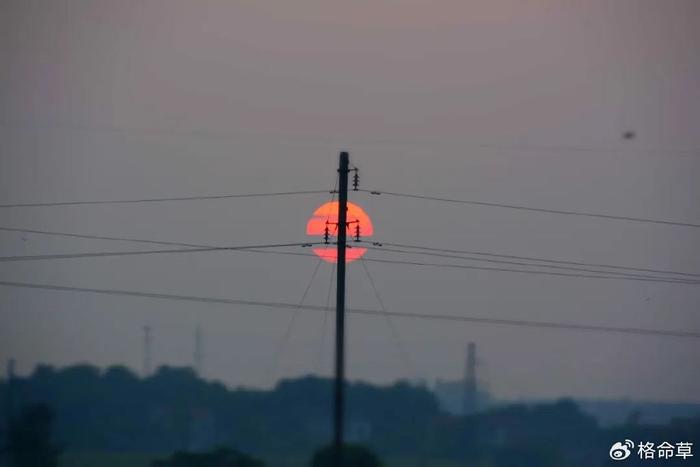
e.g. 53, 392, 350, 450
0, 243, 320, 263
0, 189, 330, 209
2, 226, 697, 285
372, 241, 700, 279
359, 189, 700, 228
361, 244, 700, 284
363, 256, 699, 286
1, 279, 698, 339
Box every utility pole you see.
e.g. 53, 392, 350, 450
333, 151, 350, 467
143, 325, 152, 377
463, 342, 477, 415
194, 325, 203, 377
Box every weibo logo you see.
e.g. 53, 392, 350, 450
609, 440, 634, 461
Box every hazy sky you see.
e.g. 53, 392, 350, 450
1, 0, 699, 403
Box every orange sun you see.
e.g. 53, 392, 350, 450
306, 201, 374, 263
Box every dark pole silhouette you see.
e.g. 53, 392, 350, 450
463, 342, 477, 414
143, 325, 152, 377
334, 151, 350, 466
194, 325, 203, 376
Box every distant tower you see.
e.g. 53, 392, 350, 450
194, 325, 204, 377
463, 342, 477, 415
6, 359, 16, 429
143, 326, 153, 377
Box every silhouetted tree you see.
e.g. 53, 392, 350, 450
151, 447, 264, 467
5, 363, 699, 466
310, 444, 383, 467
8, 403, 61, 467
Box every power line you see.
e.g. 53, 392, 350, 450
0, 279, 343, 311
3, 225, 697, 285
0, 243, 320, 263
6, 223, 697, 280
0, 225, 322, 255
1, 280, 698, 339
362, 256, 699, 286
264, 257, 324, 384
315, 261, 336, 374
0, 190, 330, 208
374, 241, 700, 279
0, 224, 323, 263
234, 249, 700, 285
359, 257, 416, 376
142, 245, 700, 286
359, 189, 700, 228
263, 178, 334, 385
0, 226, 219, 248
1, 227, 695, 285
361, 244, 700, 284
0, 248, 217, 262
376, 309, 700, 339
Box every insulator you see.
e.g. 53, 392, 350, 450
352, 170, 360, 191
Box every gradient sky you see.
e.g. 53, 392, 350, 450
1, 0, 699, 402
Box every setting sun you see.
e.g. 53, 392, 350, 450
306, 201, 374, 263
